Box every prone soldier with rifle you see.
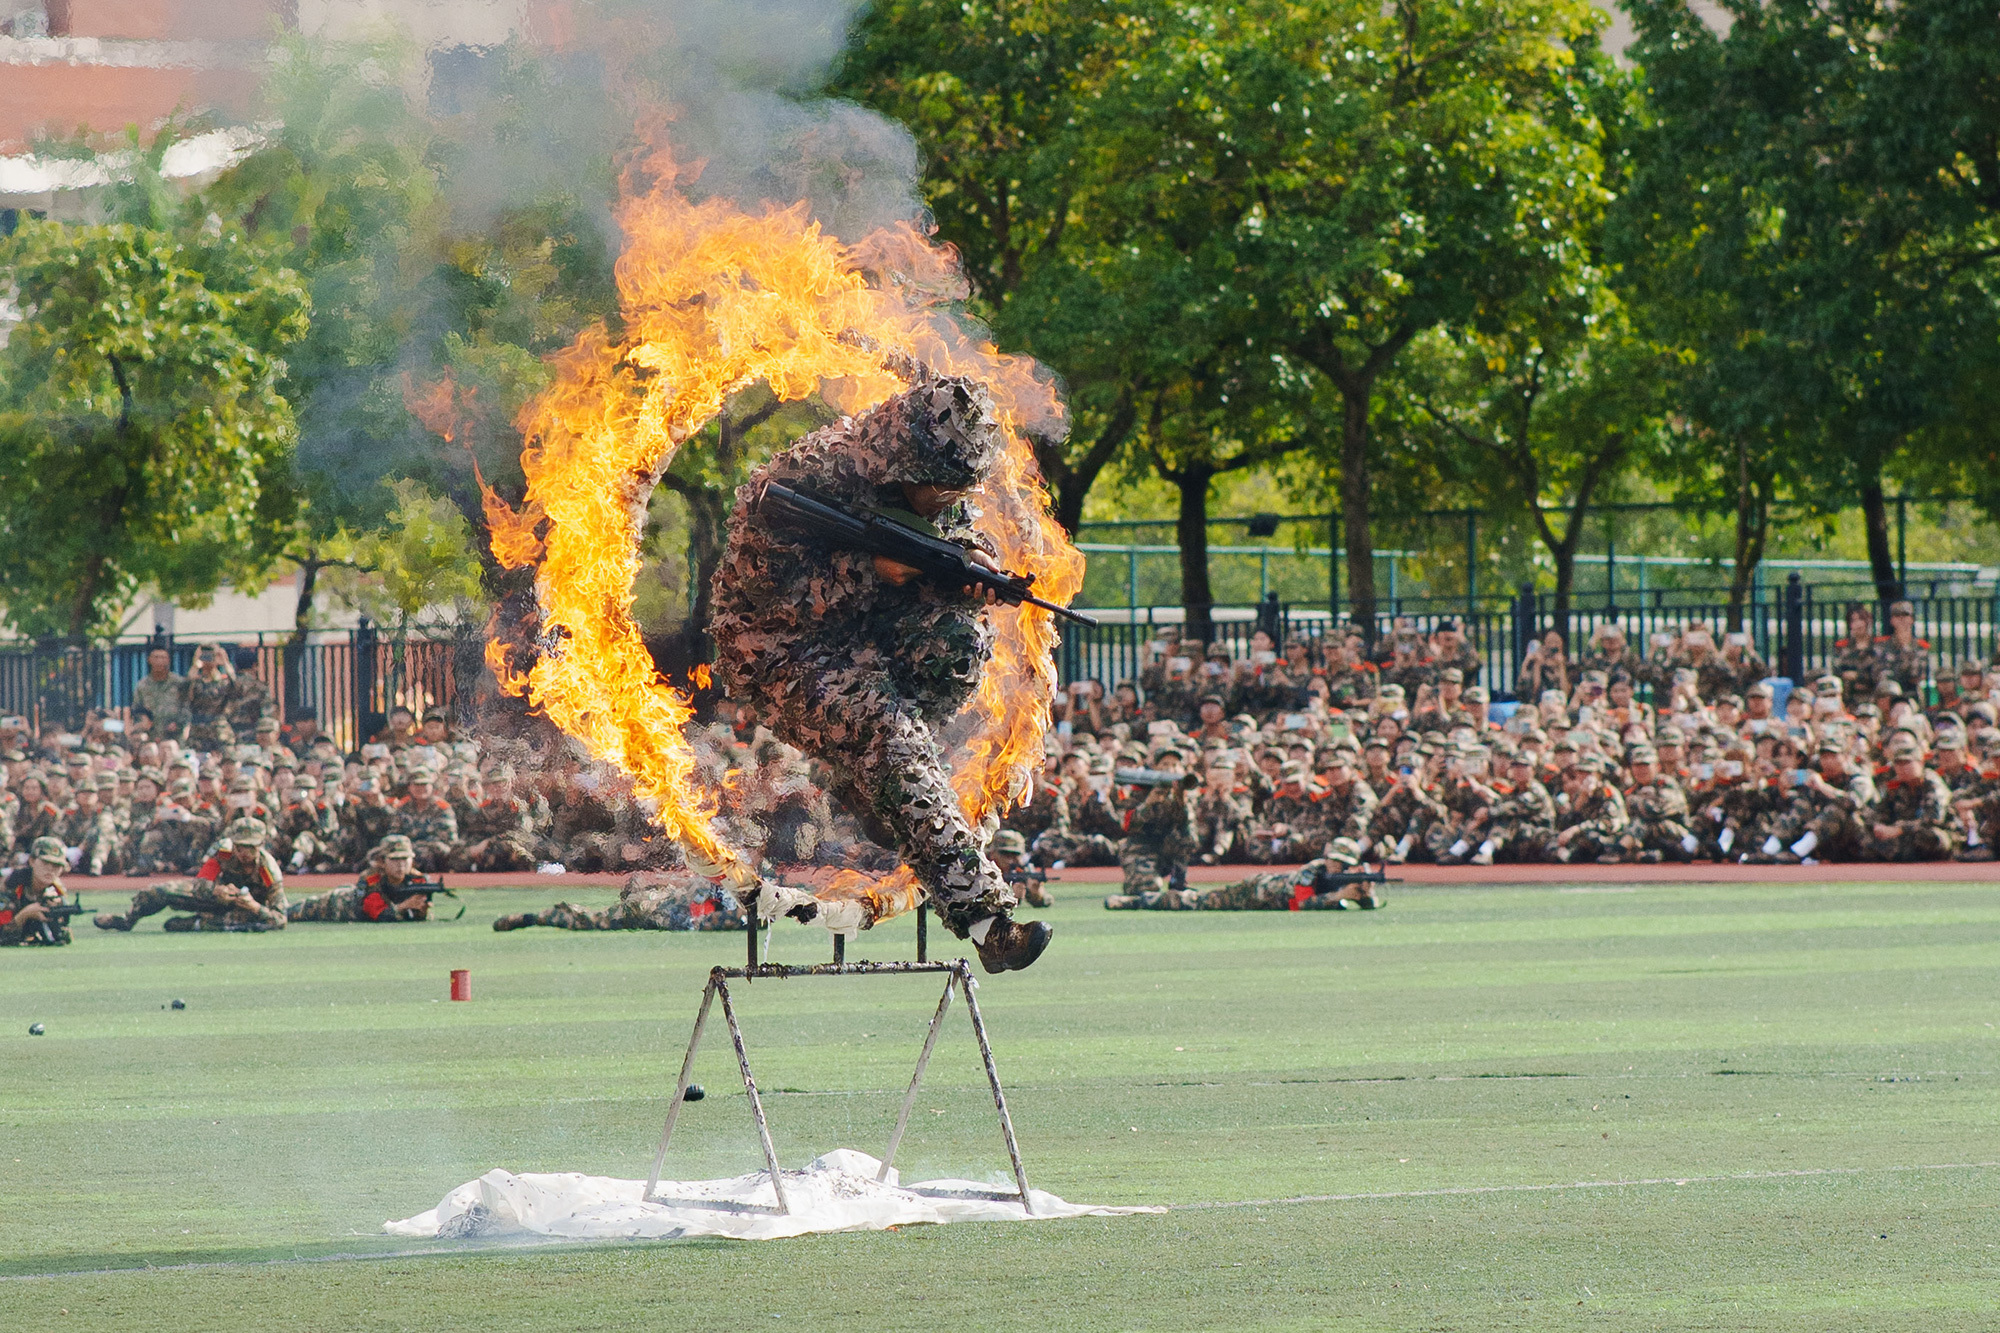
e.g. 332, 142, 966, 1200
1, 837, 84, 946
1105, 836, 1392, 911
288, 835, 461, 922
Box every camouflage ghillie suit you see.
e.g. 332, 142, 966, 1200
1118, 783, 1199, 894
494, 872, 748, 933
711, 373, 1014, 936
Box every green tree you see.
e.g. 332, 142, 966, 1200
323, 479, 488, 633
1622, 0, 2000, 604
0, 222, 307, 639
833, 0, 1150, 530
1079, 0, 1614, 632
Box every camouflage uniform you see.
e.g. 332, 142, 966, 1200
101, 819, 287, 931
1250, 786, 1328, 864
11, 798, 60, 859
54, 793, 120, 876
710, 373, 1014, 935
1768, 766, 1878, 861
1193, 784, 1255, 862
1118, 782, 1199, 894
1861, 768, 1957, 861
131, 799, 217, 876
224, 668, 275, 739
131, 672, 191, 740
1476, 777, 1557, 863
273, 787, 341, 872
1614, 776, 1696, 862
1108, 849, 1374, 912
455, 792, 539, 873
1873, 637, 1931, 698
338, 798, 397, 871
0, 843, 71, 946
288, 839, 445, 923
494, 871, 748, 933
1033, 775, 1120, 867
1830, 637, 1881, 696
1543, 781, 1630, 863
185, 668, 235, 752
392, 788, 460, 873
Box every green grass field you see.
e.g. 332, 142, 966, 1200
1, 878, 1996, 1331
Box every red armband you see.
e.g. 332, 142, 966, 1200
360, 891, 390, 921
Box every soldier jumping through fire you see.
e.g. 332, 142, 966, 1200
709, 368, 1053, 973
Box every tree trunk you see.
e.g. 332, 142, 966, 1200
292, 557, 319, 645
1858, 475, 1901, 605
1340, 389, 1376, 640
1726, 443, 1768, 633
1173, 463, 1217, 646
1550, 541, 1575, 641
1039, 388, 1138, 534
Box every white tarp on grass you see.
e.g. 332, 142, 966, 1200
386, 1149, 1159, 1242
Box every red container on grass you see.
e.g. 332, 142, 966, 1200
450, 969, 470, 1001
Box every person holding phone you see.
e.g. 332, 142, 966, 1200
1517, 630, 1570, 701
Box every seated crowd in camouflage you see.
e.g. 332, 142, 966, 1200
1021, 603, 1999, 911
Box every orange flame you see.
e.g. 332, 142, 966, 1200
482, 143, 1082, 905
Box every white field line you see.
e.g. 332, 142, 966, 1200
1176, 1159, 2000, 1210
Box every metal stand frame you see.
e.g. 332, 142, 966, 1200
641, 914, 1033, 1218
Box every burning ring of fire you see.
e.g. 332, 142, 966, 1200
477, 147, 1082, 906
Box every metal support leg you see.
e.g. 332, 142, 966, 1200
916, 905, 928, 963
643, 975, 717, 1202
955, 963, 1035, 1216
877, 972, 957, 1181
717, 977, 791, 1215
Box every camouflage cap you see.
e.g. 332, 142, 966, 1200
225, 817, 268, 846
1935, 731, 1965, 751
1813, 676, 1843, 698
1746, 682, 1774, 698
376, 834, 415, 858
292, 773, 320, 790
136, 767, 165, 784
990, 829, 1028, 856
1377, 683, 1406, 699
1580, 670, 1608, 686
1886, 736, 1923, 760
1628, 746, 1659, 764
405, 768, 437, 785
873, 369, 1002, 490
1655, 726, 1686, 745
1889, 599, 1915, 616
254, 716, 280, 733
228, 774, 257, 792
168, 778, 196, 795
487, 763, 517, 781
1876, 679, 1904, 697
1464, 685, 1489, 704
1198, 693, 1226, 708
1362, 735, 1390, 751
1818, 736, 1848, 754
30, 836, 65, 865
1325, 837, 1362, 868
1439, 667, 1464, 684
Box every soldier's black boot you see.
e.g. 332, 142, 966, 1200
492, 913, 534, 932
973, 917, 1052, 974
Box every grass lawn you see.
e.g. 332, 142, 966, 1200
0, 877, 1995, 1331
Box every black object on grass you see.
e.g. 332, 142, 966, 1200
683, 1084, 705, 1102
28, 1023, 44, 1036
171, 999, 186, 1010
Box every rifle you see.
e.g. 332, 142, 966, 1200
1308, 865, 1397, 895
1114, 767, 1201, 790
752, 482, 1098, 627
1003, 865, 1057, 887
32, 902, 90, 946
371, 878, 466, 921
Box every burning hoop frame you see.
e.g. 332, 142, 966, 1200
642, 951, 1035, 1218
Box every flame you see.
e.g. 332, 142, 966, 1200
482, 142, 1082, 907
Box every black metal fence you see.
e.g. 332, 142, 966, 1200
0, 627, 489, 749
1056, 576, 2000, 701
